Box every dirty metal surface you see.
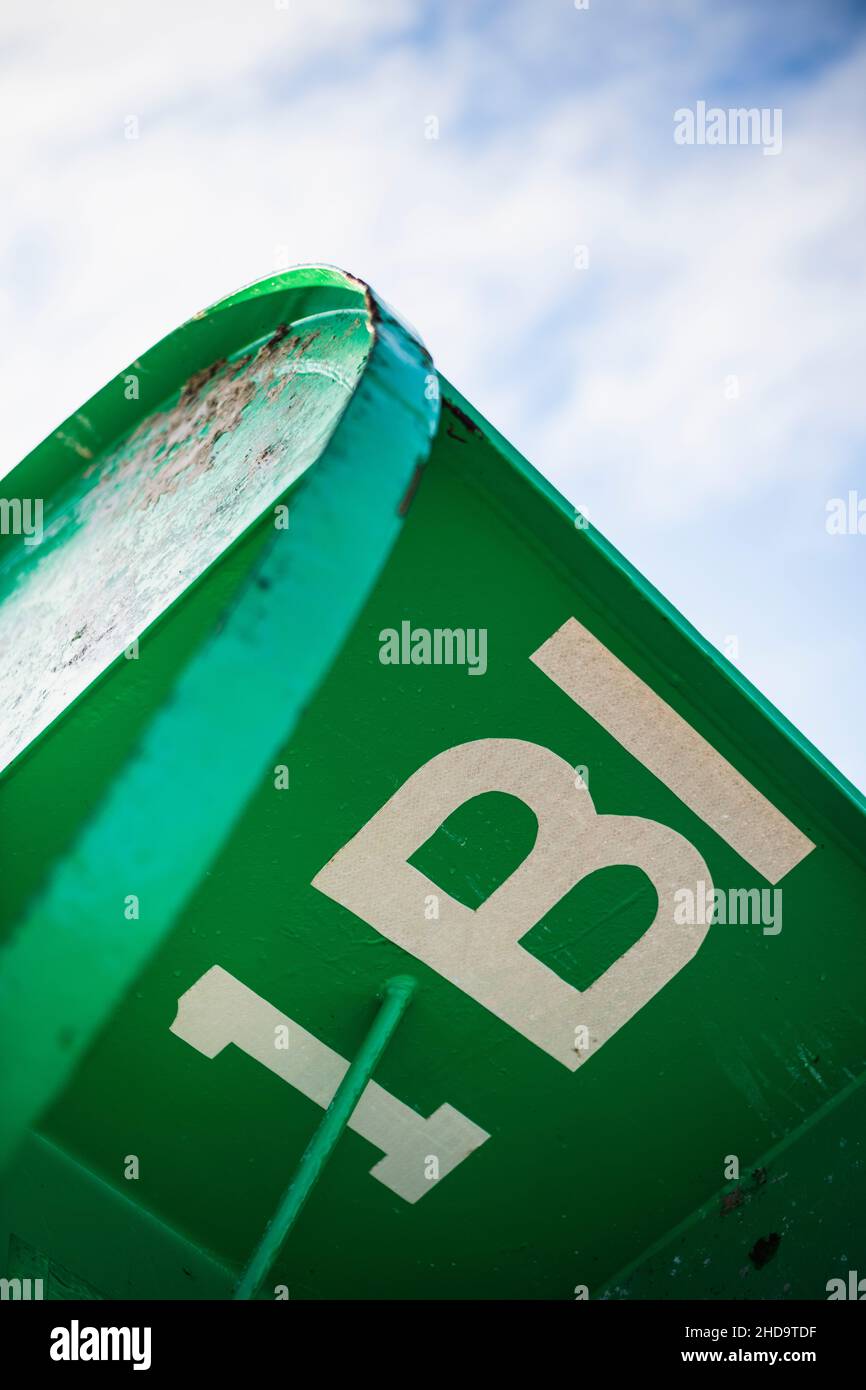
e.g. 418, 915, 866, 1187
0, 309, 371, 774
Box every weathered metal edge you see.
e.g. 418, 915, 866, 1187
438, 377, 866, 833
0, 268, 440, 1171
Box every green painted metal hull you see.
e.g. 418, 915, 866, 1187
1, 267, 864, 1300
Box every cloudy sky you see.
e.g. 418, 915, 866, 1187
2, 0, 864, 789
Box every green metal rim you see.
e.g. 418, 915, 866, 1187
0, 265, 397, 545
0, 266, 440, 1170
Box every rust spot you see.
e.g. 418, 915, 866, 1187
266, 371, 296, 403
363, 285, 382, 331
297, 329, 320, 355
721, 1188, 744, 1214
260, 325, 321, 360
264, 323, 292, 350
137, 373, 258, 508
79, 325, 345, 522
749, 1233, 781, 1269
397, 461, 426, 517
443, 399, 481, 437
179, 358, 226, 405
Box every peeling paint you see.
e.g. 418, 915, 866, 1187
0, 310, 371, 774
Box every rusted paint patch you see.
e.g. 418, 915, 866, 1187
0, 309, 372, 774
721, 1187, 745, 1214
443, 398, 482, 438
720, 1164, 772, 1216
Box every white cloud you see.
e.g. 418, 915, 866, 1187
1, 0, 863, 786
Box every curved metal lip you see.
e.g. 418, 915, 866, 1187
0, 263, 438, 773
0, 274, 387, 777
206, 262, 428, 350
0, 264, 431, 532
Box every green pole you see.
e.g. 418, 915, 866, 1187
233, 975, 417, 1300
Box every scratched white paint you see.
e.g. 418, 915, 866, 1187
531, 618, 814, 883
314, 737, 713, 1070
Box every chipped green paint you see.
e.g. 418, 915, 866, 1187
1, 266, 865, 1302
0, 308, 372, 774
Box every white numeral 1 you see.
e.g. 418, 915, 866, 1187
170, 965, 489, 1203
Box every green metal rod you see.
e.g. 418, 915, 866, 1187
233, 974, 416, 1300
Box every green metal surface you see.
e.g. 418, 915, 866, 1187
234, 976, 415, 1300
1, 266, 864, 1301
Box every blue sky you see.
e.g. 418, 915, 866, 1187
1, 0, 864, 789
